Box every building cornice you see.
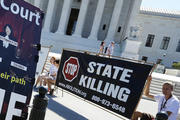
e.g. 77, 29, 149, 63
140, 7, 180, 18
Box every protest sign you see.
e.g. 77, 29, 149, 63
0, 0, 43, 119
56, 49, 153, 119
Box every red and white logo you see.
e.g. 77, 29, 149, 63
62, 57, 80, 82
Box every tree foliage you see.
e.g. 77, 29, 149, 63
172, 62, 180, 69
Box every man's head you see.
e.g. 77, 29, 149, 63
162, 82, 173, 96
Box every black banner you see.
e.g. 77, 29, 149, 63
56, 49, 153, 119
0, 0, 43, 119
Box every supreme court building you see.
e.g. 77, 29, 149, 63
23, 0, 180, 67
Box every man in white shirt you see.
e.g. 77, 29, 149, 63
132, 76, 180, 120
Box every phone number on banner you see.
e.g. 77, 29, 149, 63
91, 95, 125, 113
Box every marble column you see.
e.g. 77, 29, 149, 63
105, 0, 124, 42
121, 0, 143, 60
88, 0, 106, 40
125, 0, 142, 37
43, 0, 56, 32
72, 0, 90, 37
56, 0, 73, 35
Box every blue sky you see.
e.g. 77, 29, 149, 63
141, 0, 180, 11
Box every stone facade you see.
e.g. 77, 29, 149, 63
23, 0, 141, 56
23, 0, 180, 67
137, 8, 180, 67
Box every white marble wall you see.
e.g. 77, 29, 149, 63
24, 0, 136, 41
23, 0, 142, 59
136, 11, 180, 67
5, 0, 180, 67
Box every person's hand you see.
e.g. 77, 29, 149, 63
147, 75, 152, 81
144, 75, 154, 98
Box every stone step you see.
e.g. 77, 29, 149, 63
150, 84, 162, 89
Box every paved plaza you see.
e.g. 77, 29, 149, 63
30, 52, 180, 120
29, 88, 160, 120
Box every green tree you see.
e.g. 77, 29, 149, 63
172, 62, 180, 69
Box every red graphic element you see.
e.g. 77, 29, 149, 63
62, 57, 80, 82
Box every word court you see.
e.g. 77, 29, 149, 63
0, 0, 41, 26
